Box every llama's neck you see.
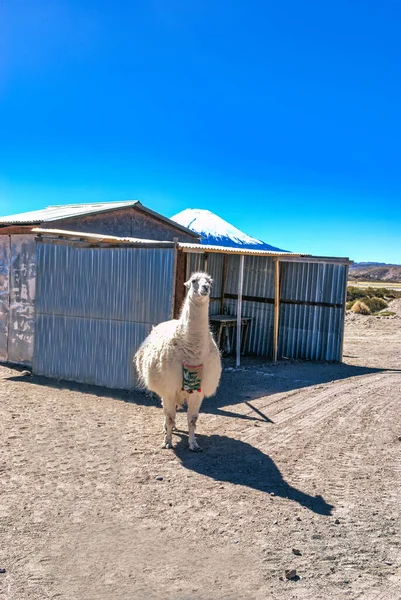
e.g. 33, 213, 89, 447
178, 295, 210, 361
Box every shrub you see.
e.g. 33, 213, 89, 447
347, 287, 366, 302
351, 300, 371, 315
347, 286, 401, 302
346, 301, 355, 310
364, 297, 388, 313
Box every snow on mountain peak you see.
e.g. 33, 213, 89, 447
171, 208, 288, 252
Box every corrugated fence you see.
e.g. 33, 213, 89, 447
34, 242, 175, 389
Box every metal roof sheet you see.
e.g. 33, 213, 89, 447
0, 201, 140, 224
33, 228, 175, 246
33, 229, 351, 263
178, 242, 306, 257
178, 243, 351, 263
0, 201, 199, 238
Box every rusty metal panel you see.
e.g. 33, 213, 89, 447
8, 235, 36, 365
34, 243, 175, 389
0, 236, 10, 361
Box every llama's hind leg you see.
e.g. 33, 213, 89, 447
187, 393, 204, 452
162, 396, 176, 449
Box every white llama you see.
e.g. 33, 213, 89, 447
134, 272, 222, 451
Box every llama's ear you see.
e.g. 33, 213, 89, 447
184, 279, 191, 289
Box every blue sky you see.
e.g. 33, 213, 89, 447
0, 0, 400, 263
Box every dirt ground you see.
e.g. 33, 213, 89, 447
1, 302, 400, 600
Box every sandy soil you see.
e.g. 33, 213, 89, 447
0, 303, 400, 600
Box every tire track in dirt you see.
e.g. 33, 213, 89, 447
241, 372, 395, 450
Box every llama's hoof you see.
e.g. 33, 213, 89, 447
189, 444, 202, 452
162, 441, 173, 449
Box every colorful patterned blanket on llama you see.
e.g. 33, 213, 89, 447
182, 362, 203, 393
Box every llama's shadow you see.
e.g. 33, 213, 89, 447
173, 432, 334, 516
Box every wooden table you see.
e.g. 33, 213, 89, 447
209, 314, 252, 355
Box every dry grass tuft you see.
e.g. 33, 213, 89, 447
351, 300, 371, 315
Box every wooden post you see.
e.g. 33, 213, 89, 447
273, 258, 280, 362
236, 255, 245, 368
220, 254, 227, 314
173, 250, 187, 318
185, 252, 191, 281
339, 263, 349, 362
171, 238, 179, 318
204, 253, 209, 272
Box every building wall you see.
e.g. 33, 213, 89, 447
43, 206, 197, 242
34, 242, 175, 389
0, 234, 36, 365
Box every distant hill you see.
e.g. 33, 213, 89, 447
170, 208, 289, 252
349, 263, 401, 282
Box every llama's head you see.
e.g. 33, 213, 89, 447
185, 272, 213, 303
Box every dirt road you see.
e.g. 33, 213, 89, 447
1, 303, 400, 599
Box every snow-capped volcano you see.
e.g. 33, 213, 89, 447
171, 208, 289, 252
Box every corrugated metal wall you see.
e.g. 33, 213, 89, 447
0, 234, 36, 365
34, 243, 175, 389
9, 235, 37, 364
187, 252, 347, 361
223, 254, 276, 356
0, 236, 10, 361
279, 261, 346, 361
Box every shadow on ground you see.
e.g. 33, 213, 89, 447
4, 359, 397, 424
204, 358, 395, 422
173, 431, 334, 516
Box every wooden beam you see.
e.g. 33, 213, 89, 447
174, 250, 187, 318
236, 255, 245, 368
204, 253, 209, 272
339, 264, 349, 362
0, 226, 36, 235
273, 258, 280, 362
220, 254, 227, 314
171, 238, 179, 318
224, 293, 343, 310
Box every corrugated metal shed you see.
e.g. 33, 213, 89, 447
185, 248, 350, 363
0, 200, 197, 366
0, 222, 353, 392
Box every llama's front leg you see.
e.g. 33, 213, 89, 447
162, 397, 176, 449
187, 393, 204, 452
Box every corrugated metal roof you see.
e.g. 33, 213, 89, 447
0, 201, 199, 238
180, 242, 352, 263
33, 228, 175, 247
33, 230, 351, 263
0, 201, 140, 224
178, 242, 306, 257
